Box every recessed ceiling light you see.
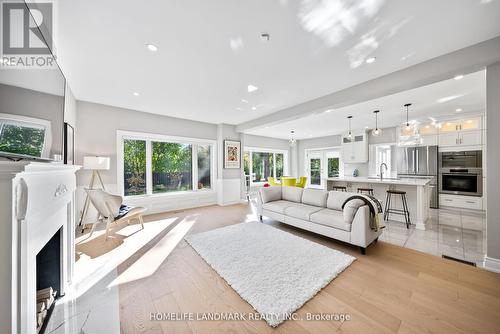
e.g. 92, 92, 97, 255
366, 57, 376, 64
247, 84, 258, 93
146, 44, 158, 52
325, 109, 333, 113
241, 99, 248, 103
251, 106, 257, 111
454, 74, 464, 80
455, 108, 462, 112
133, 92, 140, 96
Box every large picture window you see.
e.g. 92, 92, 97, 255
119, 131, 215, 197
123, 139, 147, 196
243, 148, 288, 184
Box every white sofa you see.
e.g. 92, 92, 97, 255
257, 186, 382, 254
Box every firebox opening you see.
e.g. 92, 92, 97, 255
36, 228, 61, 294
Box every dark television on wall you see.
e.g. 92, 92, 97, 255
0, 2, 65, 162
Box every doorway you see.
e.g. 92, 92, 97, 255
305, 148, 342, 189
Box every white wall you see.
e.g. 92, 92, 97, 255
64, 85, 77, 128
296, 127, 397, 178
216, 124, 242, 205
0, 83, 65, 158
485, 61, 500, 272
76, 101, 217, 186
75, 101, 218, 215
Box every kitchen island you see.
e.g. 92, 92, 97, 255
326, 176, 433, 230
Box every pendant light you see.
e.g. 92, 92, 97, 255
289, 130, 296, 147
371, 110, 382, 137
404, 103, 412, 131
347, 116, 353, 138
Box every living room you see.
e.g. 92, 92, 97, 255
1, 1, 500, 333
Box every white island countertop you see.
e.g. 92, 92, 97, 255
326, 176, 433, 186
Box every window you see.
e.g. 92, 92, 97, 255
123, 139, 147, 196
197, 145, 211, 189
243, 148, 288, 184
152, 142, 192, 193
369, 144, 395, 176
252, 151, 274, 182
119, 131, 215, 196
327, 157, 339, 177
0, 114, 51, 158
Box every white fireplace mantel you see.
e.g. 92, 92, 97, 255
0, 162, 81, 334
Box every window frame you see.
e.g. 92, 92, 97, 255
0, 113, 52, 158
117, 130, 216, 198
243, 146, 289, 186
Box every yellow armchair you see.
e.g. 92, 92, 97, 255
267, 177, 281, 186
296, 176, 307, 188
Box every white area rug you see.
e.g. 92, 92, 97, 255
185, 222, 355, 327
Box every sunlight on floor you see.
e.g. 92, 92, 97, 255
70, 217, 178, 299
108, 215, 198, 287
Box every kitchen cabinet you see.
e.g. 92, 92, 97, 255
439, 130, 482, 147
440, 117, 481, 133
421, 134, 438, 146
440, 120, 462, 133
438, 116, 483, 147
419, 124, 438, 135
341, 130, 368, 163
440, 194, 483, 210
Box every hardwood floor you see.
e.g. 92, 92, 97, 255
111, 203, 500, 334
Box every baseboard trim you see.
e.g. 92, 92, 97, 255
484, 256, 500, 274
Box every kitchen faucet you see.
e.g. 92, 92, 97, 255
380, 163, 388, 180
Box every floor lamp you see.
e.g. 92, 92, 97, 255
79, 156, 110, 229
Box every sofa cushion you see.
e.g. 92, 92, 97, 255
310, 209, 352, 232
282, 186, 303, 203
262, 200, 295, 214
326, 191, 354, 211
260, 186, 282, 204
302, 188, 328, 207
285, 203, 322, 221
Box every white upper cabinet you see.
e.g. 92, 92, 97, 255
440, 120, 462, 133
341, 130, 368, 163
438, 116, 483, 147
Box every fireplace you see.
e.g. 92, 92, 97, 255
0, 162, 80, 334
35, 228, 62, 333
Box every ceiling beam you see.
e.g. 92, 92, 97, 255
236, 36, 500, 133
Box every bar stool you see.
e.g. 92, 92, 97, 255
332, 186, 347, 192
384, 190, 411, 228
357, 188, 374, 196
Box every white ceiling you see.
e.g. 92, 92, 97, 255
56, 0, 500, 125
247, 70, 486, 139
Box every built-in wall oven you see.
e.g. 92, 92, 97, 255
439, 151, 482, 197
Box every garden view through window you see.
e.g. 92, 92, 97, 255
0, 122, 46, 157
123, 135, 213, 196
243, 150, 286, 183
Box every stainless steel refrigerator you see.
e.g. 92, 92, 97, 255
396, 145, 439, 208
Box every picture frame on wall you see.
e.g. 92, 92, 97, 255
63, 123, 75, 165
224, 140, 241, 169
